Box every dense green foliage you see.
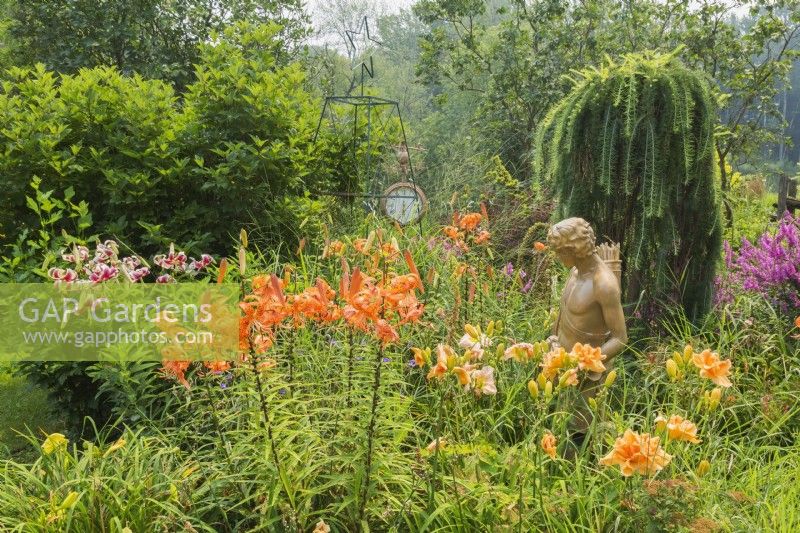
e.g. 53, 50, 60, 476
0, 24, 335, 256
4, 0, 309, 87
534, 52, 722, 319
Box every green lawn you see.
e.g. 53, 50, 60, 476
0, 364, 64, 462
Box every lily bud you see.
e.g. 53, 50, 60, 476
683, 344, 693, 361
496, 343, 506, 359
238, 246, 246, 275
704, 387, 722, 411
364, 231, 376, 253
666, 359, 679, 381
696, 459, 711, 477
527, 380, 539, 399
486, 321, 495, 336
604, 369, 617, 388
588, 397, 598, 410
58, 491, 80, 510
465, 324, 480, 339
239, 228, 248, 249
544, 380, 553, 400
495, 320, 504, 333
537, 373, 547, 391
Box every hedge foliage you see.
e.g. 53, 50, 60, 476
0, 23, 338, 255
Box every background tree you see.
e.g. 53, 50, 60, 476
533, 51, 722, 320
5, 0, 310, 87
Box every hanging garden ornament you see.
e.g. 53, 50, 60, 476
381, 182, 427, 226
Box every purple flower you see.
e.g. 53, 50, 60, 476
503, 262, 514, 277
715, 214, 800, 314
382, 357, 391, 363
408, 358, 417, 367
278, 388, 287, 395
521, 279, 533, 293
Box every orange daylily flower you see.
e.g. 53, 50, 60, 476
341, 267, 381, 331
411, 347, 431, 367
474, 230, 491, 245
571, 342, 607, 373
540, 347, 577, 381
426, 437, 447, 452
427, 344, 454, 380
691, 349, 732, 387
380, 241, 400, 261
794, 316, 800, 329
654, 414, 701, 444
599, 429, 672, 477
534, 241, 547, 252
541, 432, 557, 459
468, 366, 497, 396
503, 343, 537, 362
559, 368, 579, 387
458, 213, 482, 231
453, 366, 471, 386
353, 237, 371, 255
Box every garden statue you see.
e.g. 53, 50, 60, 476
547, 218, 628, 439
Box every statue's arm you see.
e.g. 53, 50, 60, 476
597, 277, 628, 366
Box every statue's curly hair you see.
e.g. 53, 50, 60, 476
546, 218, 596, 259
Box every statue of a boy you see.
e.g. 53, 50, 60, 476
547, 218, 628, 435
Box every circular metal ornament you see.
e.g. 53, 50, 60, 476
381, 182, 427, 226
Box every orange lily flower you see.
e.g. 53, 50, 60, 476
654, 415, 701, 444
691, 349, 732, 387
375, 318, 399, 344
571, 342, 607, 373
203, 360, 231, 374
161, 360, 192, 389
534, 242, 547, 252
599, 429, 672, 477
443, 225, 461, 240
322, 240, 346, 258
458, 213, 482, 231
541, 432, 557, 459
474, 230, 491, 245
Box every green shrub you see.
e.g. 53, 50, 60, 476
0, 23, 338, 256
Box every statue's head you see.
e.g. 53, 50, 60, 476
547, 218, 596, 267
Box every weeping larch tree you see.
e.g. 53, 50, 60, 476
533, 50, 722, 320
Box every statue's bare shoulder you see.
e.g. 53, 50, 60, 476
592, 262, 621, 305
